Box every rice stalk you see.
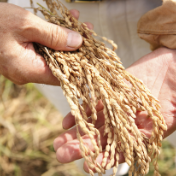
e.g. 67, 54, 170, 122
34, 1, 167, 176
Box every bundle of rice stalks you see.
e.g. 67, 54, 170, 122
0, 75, 84, 176
34, 1, 167, 176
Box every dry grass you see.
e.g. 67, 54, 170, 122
0, 75, 84, 176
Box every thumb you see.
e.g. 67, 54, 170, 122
25, 15, 83, 51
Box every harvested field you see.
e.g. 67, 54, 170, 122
0, 76, 84, 176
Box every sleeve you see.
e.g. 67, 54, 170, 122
137, 0, 176, 50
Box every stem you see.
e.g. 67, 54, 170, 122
37, 3, 54, 15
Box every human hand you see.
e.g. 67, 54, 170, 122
53, 47, 176, 172
126, 47, 176, 138
0, 3, 84, 85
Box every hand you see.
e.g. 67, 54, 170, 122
53, 47, 176, 172
128, 47, 176, 138
0, 3, 84, 85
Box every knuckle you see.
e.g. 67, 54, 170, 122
49, 26, 58, 48
49, 25, 66, 49
15, 11, 33, 33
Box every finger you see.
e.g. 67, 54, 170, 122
54, 110, 105, 151
21, 12, 83, 51
0, 39, 61, 85
30, 53, 60, 85
15, 42, 61, 85
53, 126, 78, 152
62, 100, 104, 129
56, 136, 94, 163
68, 10, 94, 31
86, 100, 104, 118
69, 9, 80, 20
55, 126, 107, 163
83, 152, 125, 173
84, 22, 94, 30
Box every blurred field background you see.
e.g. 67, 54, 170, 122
1, 0, 176, 176
0, 76, 85, 176
1, 78, 176, 176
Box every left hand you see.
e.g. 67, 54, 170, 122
53, 47, 176, 172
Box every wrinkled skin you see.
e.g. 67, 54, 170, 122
54, 47, 176, 172
0, 3, 85, 85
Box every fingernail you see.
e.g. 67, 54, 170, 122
67, 32, 82, 48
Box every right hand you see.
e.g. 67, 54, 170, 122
53, 47, 176, 172
0, 3, 85, 85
